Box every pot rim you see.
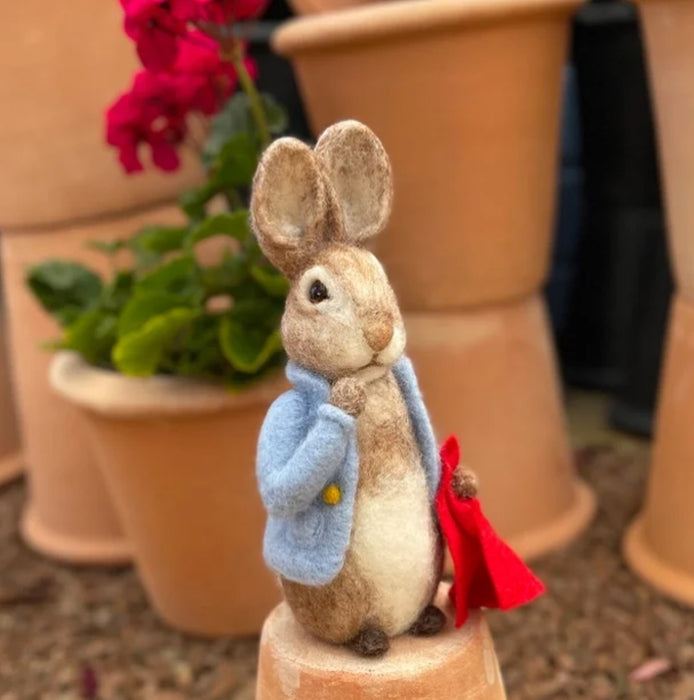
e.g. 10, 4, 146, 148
273, 0, 580, 55
49, 350, 285, 418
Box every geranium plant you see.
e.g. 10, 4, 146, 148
27, 0, 290, 386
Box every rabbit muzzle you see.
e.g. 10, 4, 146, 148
362, 311, 394, 353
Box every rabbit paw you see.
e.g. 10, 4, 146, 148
330, 377, 367, 417
452, 466, 478, 499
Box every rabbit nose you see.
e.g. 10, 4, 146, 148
363, 311, 394, 353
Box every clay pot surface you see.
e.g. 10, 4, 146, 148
0, 0, 200, 229
623, 0, 694, 605
51, 351, 286, 637
287, 0, 378, 15
406, 296, 595, 560
274, 0, 578, 311
0, 321, 21, 486
0, 205, 187, 563
624, 296, 694, 606
257, 583, 507, 699
636, 0, 694, 301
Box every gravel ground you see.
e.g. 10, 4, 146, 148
1, 391, 694, 699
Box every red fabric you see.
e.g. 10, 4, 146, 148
436, 436, 546, 628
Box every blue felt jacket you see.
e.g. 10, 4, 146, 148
256, 356, 439, 586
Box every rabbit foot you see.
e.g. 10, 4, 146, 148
347, 626, 390, 658
409, 605, 446, 637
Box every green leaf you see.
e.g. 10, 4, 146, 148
135, 256, 201, 302
179, 182, 218, 221
250, 265, 289, 298
63, 310, 117, 366
219, 318, 283, 374
27, 261, 102, 326
172, 315, 227, 379
210, 132, 258, 189
228, 298, 283, 329
200, 256, 249, 294
117, 292, 187, 337
102, 271, 135, 312
261, 94, 290, 135
112, 307, 198, 376
202, 93, 288, 166
131, 226, 189, 264
188, 211, 250, 247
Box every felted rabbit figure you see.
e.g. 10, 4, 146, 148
251, 120, 444, 658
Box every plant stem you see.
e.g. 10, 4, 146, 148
224, 39, 271, 149
194, 21, 272, 148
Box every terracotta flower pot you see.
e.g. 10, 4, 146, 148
624, 0, 694, 605
406, 299, 595, 560
0, 0, 199, 231
50, 351, 286, 637
0, 205, 188, 564
287, 0, 379, 17
625, 297, 694, 606
0, 319, 21, 486
257, 584, 506, 699
0, 0, 203, 561
273, 0, 579, 311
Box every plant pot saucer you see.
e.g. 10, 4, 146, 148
0, 452, 22, 487
21, 504, 132, 566
624, 517, 694, 608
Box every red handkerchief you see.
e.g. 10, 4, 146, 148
436, 436, 546, 628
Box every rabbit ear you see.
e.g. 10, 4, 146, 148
315, 120, 393, 245
251, 137, 338, 278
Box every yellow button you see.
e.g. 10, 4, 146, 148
322, 483, 341, 505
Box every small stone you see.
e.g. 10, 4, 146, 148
173, 661, 193, 688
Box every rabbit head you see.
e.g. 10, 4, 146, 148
251, 120, 405, 381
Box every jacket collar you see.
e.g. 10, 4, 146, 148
286, 361, 331, 404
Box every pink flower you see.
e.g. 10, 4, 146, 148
120, 0, 196, 71
172, 33, 258, 114
106, 71, 191, 172
192, 0, 269, 22
172, 32, 236, 114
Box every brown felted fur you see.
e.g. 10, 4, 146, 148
281, 551, 374, 645
250, 138, 342, 279
355, 372, 422, 495
330, 376, 367, 417
314, 120, 393, 245
278, 245, 405, 381
452, 467, 479, 500
251, 121, 443, 650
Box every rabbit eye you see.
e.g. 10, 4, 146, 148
309, 280, 329, 303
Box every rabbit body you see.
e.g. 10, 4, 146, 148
282, 369, 441, 643
252, 120, 444, 653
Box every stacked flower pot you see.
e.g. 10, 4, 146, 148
0, 318, 21, 486
624, 0, 694, 607
274, 0, 594, 560
1, 0, 282, 636
0, 0, 200, 564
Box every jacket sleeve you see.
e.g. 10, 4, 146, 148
256, 390, 356, 518
393, 356, 440, 499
